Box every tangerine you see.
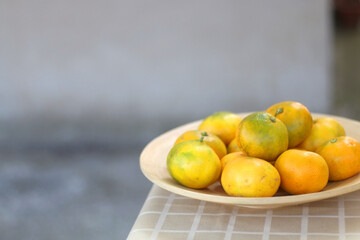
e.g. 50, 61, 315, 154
236, 112, 288, 161
316, 136, 360, 181
298, 117, 345, 152
220, 151, 247, 172
167, 139, 221, 189
221, 157, 280, 197
275, 149, 329, 194
266, 101, 313, 148
227, 138, 244, 153
199, 111, 242, 145
175, 130, 227, 159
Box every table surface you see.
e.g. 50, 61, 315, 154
127, 185, 360, 240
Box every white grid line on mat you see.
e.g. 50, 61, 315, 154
150, 193, 175, 240
339, 195, 346, 240
300, 205, 309, 240
186, 200, 205, 240
224, 206, 239, 240
262, 209, 273, 240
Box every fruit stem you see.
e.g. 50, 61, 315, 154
275, 108, 284, 117
199, 136, 205, 142
330, 138, 337, 143
201, 131, 208, 137
270, 116, 276, 123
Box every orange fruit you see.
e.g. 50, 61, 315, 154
167, 139, 221, 189
275, 149, 329, 195
174, 130, 227, 159
316, 136, 360, 181
266, 101, 313, 148
227, 138, 244, 153
220, 152, 247, 172
236, 112, 288, 162
298, 117, 346, 152
221, 157, 280, 197
199, 111, 242, 145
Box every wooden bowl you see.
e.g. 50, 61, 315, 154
140, 113, 360, 208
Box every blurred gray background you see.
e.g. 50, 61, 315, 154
0, 0, 359, 239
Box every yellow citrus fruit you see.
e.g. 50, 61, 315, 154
316, 136, 360, 181
220, 152, 247, 172
167, 139, 221, 189
236, 112, 288, 162
275, 149, 329, 195
221, 157, 280, 197
199, 111, 242, 145
266, 101, 313, 148
298, 117, 346, 152
174, 130, 227, 159
227, 138, 244, 153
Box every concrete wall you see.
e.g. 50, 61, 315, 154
0, 0, 332, 147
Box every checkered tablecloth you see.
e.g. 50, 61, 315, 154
127, 185, 360, 240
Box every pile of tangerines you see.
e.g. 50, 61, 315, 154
167, 101, 360, 197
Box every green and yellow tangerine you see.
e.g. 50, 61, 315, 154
167, 140, 221, 189
237, 112, 288, 162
